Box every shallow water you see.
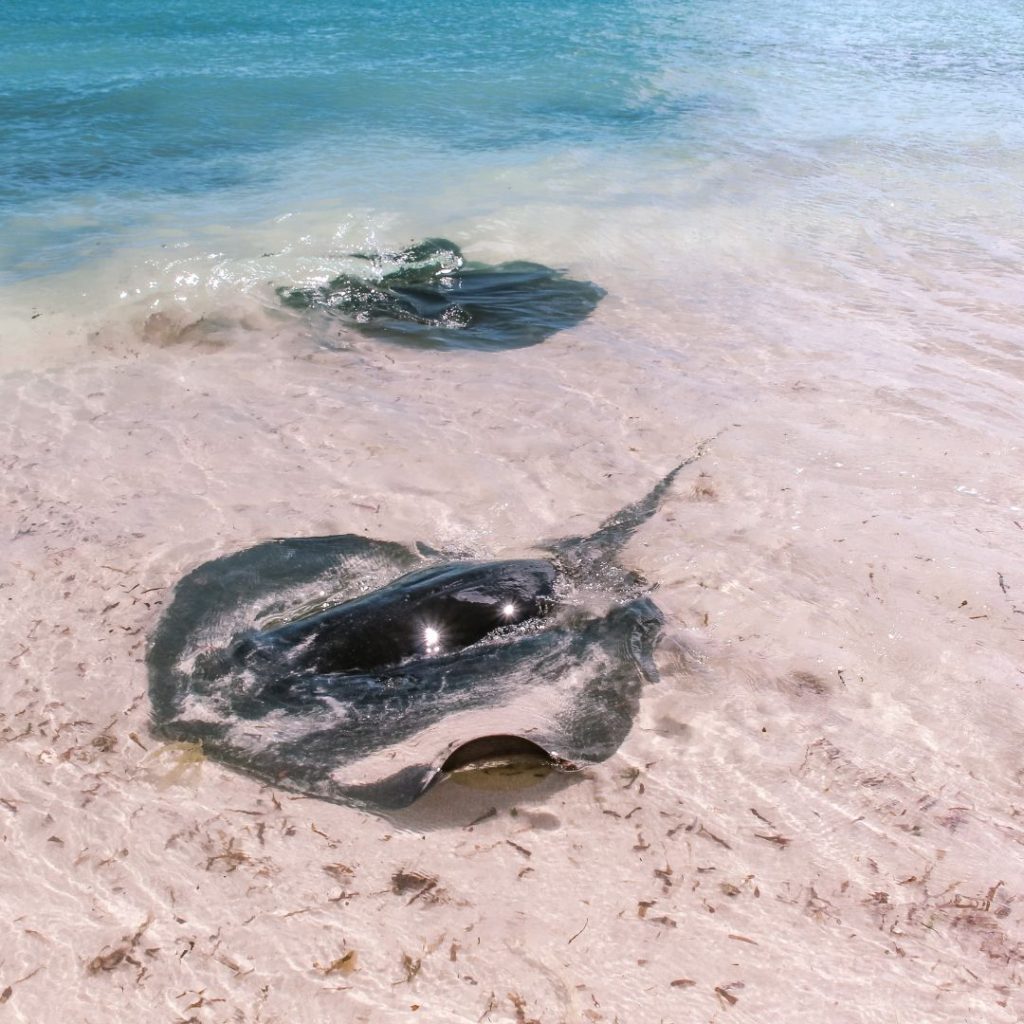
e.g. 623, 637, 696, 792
2, 2, 1024, 1022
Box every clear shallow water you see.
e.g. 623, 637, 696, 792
3, 0, 1023, 293
0, 0, 700, 280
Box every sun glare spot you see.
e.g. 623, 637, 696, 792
502, 602, 516, 619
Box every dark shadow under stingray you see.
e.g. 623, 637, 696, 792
147, 448, 708, 813
276, 238, 604, 351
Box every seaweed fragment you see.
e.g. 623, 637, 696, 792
315, 950, 358, 976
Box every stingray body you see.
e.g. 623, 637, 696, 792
277, 238, 604, 351
235, 559, 557, 679
148, 457, 699, 811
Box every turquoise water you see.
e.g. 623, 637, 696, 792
1, 0, 692, 280
2, 0, 1023, 301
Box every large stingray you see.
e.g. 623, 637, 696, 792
277, 238, 604, 351
147, 452, 703, 812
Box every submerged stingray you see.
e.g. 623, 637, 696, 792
148, 453, 703, 812
277, 237, 604, 351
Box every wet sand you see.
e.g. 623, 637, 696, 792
2, 241, 1023, 1023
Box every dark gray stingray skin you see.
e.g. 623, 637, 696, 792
148, 456, 699, 811
277, 237, 604, 351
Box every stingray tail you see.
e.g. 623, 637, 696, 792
547, 435, 718, 572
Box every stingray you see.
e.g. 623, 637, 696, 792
147, 450, 705, 812
276, 237, 604, 351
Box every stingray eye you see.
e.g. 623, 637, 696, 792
501, 602, 516, 620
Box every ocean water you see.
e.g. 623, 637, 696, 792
0, 0, 685, 282
4, 4, 1024, 1023
4, 0, 1022, 317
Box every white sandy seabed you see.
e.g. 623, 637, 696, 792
1, 190, 1024, 1024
